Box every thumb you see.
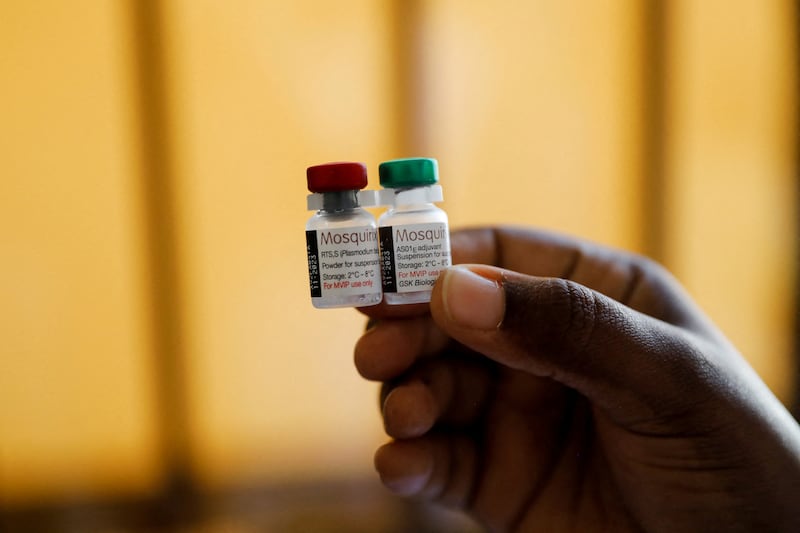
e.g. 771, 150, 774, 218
430, 265, 712, 427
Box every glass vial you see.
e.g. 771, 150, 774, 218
378, 158, 452, 305
305, 162, 382, 308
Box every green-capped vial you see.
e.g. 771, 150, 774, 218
377, 157, 452, 305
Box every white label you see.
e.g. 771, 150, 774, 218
380, 222, 451, 293
307, 226, 381, 299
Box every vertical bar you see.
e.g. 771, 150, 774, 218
794, 0, 800, 419
128, 0, 194, 508
640, 1, 668, 261
390, 0, 423, 155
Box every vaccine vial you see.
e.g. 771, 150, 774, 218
305, 162, 382, 308
378, 157, 452, 305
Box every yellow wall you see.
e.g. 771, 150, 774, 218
0, 2, 160, 503
416, 1, 645, 251
160, 0, 396, 487
1, 0, 796, 505
665, 0, 797, 400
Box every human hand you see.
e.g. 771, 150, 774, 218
354, 227, 800, 532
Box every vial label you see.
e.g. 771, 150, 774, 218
379, 222, 451, 293
306, 226, 382, 299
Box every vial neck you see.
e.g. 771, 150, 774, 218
321, 190, 360, 212
386, 185, 442, 210
390, 188, 435, 211
391, 200, 436, 212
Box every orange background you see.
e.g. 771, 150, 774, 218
1, 0, 796, 508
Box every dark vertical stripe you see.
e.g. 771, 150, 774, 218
390, 0, 423, 155
640, 1, 668, 262
793, 0, 800, 419
127, 0, 195, 511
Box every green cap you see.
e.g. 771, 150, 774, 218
378, 157, 439, 188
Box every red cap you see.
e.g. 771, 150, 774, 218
306, 162, 368, 193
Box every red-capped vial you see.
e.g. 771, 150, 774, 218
305, 162, 382, 308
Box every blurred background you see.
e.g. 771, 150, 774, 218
1, 1, 797, 531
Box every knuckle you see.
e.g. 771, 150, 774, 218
544, 278, 601, 357
505, 276, 602, 359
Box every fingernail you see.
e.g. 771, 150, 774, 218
441, 266, 505, 330
374, 442, 433, 496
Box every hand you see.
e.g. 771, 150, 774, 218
354, 227, 800, 532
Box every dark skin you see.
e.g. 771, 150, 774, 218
354, 227, 800, 532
